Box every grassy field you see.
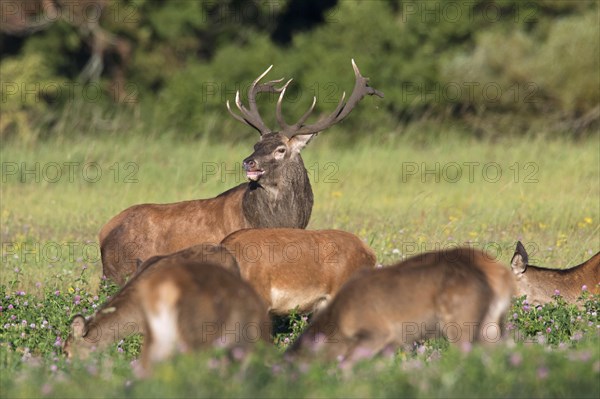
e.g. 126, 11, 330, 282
1, 130, 599, 397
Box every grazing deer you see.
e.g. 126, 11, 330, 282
63, 244, 240, 359
136, 261, 271, 376
220, 228, 377, 315
510, 241, 600, 305
286, 248, 516, 365
100, 60, 384, 284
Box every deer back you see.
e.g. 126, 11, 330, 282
221, 228, 377, 315
100, 186, 248, 284
286, 248, 515, 364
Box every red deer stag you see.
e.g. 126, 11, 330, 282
220, 228, 377, 315
286, 248, 515, 365
510, 241, 599, 305
100, 60, 384, 284
135, 260, 270, 377
63, 244, 242, 359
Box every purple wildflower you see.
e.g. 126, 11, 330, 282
509, 352, 522, 367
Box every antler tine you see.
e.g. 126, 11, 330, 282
226, 90, 263, 131
227, 65, 286, 135
293, 96, 317, 129
334, 58, 384, 121
284, 94, 343, 138
282, 59, 384, 138
247, 65, 278, 112
236, 89, 269, 133
275, 79, 294, 133
351, 58, 361, 78
226, 98, 251, 126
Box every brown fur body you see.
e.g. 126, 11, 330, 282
286, 248, 515, 364
100, 133, 315, 285
511, 241, 600, 305
137, 261, 271, 375
221, 228, 377, 315
63, 244, 239, 358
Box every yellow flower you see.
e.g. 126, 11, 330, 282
556, 233, 567, 247
331, 191, 343, 198
68, 287, 75, 294
584, 217, 593, 224
468, 231, 478, 237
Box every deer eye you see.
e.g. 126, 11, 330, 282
276, 147, 286, 154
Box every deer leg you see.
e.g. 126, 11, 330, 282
339, 330, 394, 368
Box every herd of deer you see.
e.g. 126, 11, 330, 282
62, 60, 600, 376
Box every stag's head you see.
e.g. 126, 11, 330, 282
227, 60, 384, 186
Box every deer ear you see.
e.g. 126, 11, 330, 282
70, 315, 88, 339
288, 134, 316, 153
511, 241, 528, 273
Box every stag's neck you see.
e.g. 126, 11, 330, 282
242, 165, 313, 229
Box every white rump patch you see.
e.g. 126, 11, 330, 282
146, 283, 181, 362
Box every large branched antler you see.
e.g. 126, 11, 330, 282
227, 59, 384, 137
277, 59, 384, 138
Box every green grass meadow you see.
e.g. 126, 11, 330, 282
1, 130, 599, 397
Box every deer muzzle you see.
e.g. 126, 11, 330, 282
243, 159, 264, 181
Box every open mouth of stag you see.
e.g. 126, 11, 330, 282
245, 170, 264, 181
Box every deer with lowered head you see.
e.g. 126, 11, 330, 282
286, 248, 516, 365
134, 257, 271, 377
100, 60, 384, 284
220, 228, 377, 315
510, 241, 599, 305
63, 244, 243, 359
